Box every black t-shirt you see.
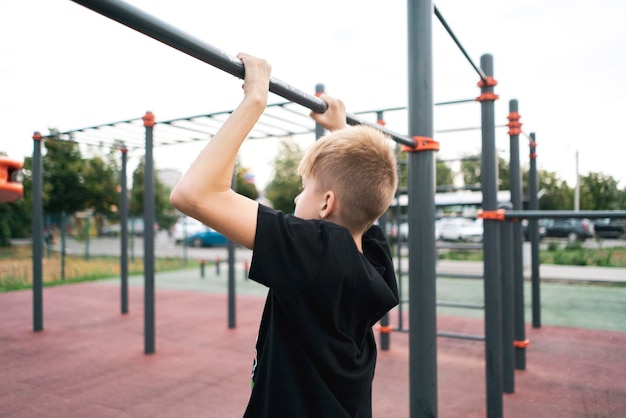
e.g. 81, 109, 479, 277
244, 205, 398, 418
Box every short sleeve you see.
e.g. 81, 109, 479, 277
249, 205, 350, 300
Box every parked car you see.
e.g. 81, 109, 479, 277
437, 217, 483, 242
185, 228, 228, 247
543, 218, 594, 242
522, 219, 548, 241
99, 218, 147, 237
593, 218, 624, 239
173, 217, 207, 243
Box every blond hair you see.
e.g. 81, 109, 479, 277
298, 125, 398, 233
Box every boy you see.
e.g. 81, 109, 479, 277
170, 53, 398, 417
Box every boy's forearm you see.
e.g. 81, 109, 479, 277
170, 96, 265, 215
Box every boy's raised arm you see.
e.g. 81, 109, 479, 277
170, 53, 272, 250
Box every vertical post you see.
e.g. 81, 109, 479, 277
227, 167, 237, 329
120, 146, 129, 314
408, 1, 438, 416
60, 211, 66, 280
32, 131, 44, 332
574, 150, 580, 211
507, 100, 526, 369
143, 111, 156, 354
479, 54, 503, 418
84, 216, 90, 261
528, 132, 540, 328
499, 218, 515, 394
378, 211, 391, 351
314, 84, 325, 140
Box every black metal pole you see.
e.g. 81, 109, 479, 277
32, 132, 44, 332
120, 146, 129, 315
70, 0, 415, 147
143, 112, 156, 354
479, 54, 503, 418
228, 169, 237, 329
315, 84, 325, 140
499, 220, 515, 394
528, 133, 540, 328
507, 100, 526, 370
504, 210, 626, 220
408, 1, 438, 416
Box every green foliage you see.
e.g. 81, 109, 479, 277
129, 159, 177, 230
436, 161, 455, 188
579, 172, 621, 210
264, 138, 304, 214
546, 241, 560, 252
235, 162, 259, 201
43, 137, 86, 214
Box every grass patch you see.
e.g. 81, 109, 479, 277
0, 245, 200, 292
439, 244, 626, 267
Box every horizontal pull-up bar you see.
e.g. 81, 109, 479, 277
71, 0, 416, 147
503, 210, 626, 220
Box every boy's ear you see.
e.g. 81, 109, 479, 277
320, 191, 335, 219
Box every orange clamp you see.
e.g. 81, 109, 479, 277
377, 119, 386, 126
477, 76, 498, 88
142, 111, 155, 127
476, 209, 506, 221
402, 136, 440, 153
32, 131, 42, 141
507, 112, 522, 136
377, 325, 394, 334
514, 339, 530, 349
476, 92, 500, 102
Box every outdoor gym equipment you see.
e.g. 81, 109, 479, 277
0, 157, 24, 203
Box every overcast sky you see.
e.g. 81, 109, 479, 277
1, 0, 625, 190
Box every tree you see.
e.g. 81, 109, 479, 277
265, 138, 303, 214
235, 159, 259, 201
129, 159, 177, 230
579, 172, 621, 210
460, 155, 482, 189
43, 137, 86, 216
536, 169, 573, 210
82, 155, 120, 218
436, 161, 455, 190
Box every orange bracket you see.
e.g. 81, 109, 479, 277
514, 339, 530, 349
0, 157, 24, 203
507, 111, 522, 136
377, 325, 394, 334
142, 111, 155, 127
477, 209, 506, 221
477, 76, 498, 88
530, 152, 538, 160
32, 131, 43, 141
476, 92, 500, 102
402, 136, 440, 153
377, 119, 386, 126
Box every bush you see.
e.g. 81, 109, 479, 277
547, 242, 560, 252
553, 249, 588, 266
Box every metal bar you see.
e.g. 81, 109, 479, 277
70, 0, 415, 146
500, 220, 515, 394
528, 133, 541, 329
227, 168, 237, 329
508, 100, 526, 371
120, 146, 129, 315
479, 54, 504, 418
436, 273, 483, 280
143, 117, 156, 354
504, 210, 626, 219
437, 301, 484, 310
32, 133, 44, 332
437, 331, 485, 341
408, 1, 438, 416
434, 6, 488, 82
